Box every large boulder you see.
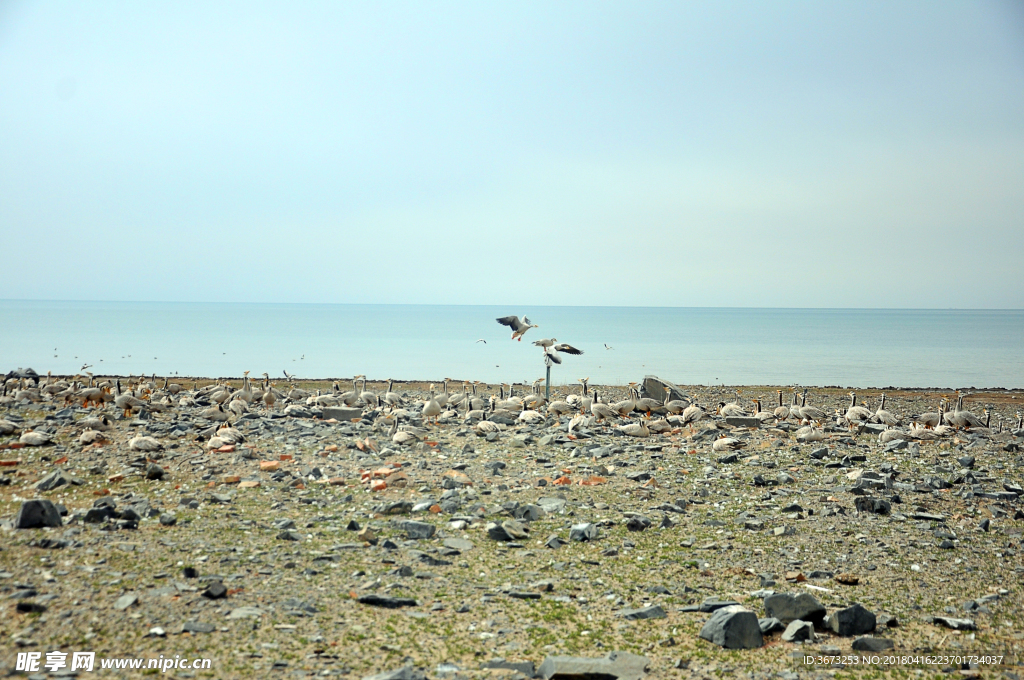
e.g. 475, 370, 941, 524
764, 592, 826, 624
699, 605, 763, 649
640, 376, 688, 403
826, 603, 876, 636
15, 500, 63, 529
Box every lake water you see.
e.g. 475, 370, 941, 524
1, 301, 1022, 388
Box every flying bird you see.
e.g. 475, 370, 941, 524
496, 315, 538, 341
283, 370, 294, 380
476, 339, 487, 344
604, 344, 614, 350
542, 343, 584, 365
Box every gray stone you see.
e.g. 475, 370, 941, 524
764, 592, 826, 624
34, 469, 70, 491
401, 521, 436, 540
14, 500, 63, 529
182, 620, 215, 633
700, 598, 739, 613
480, 659, 535, 676
699, 605, 763, 649
852, 636, 894, 652
273, 518, 296, 530
932, 616, 976, 630
114, 593, 138, 610
84, 506, 114, 523
145, 463, 165, 480
569, 522, 599, 542
758, 617, 785, 633
202, 582, 227, 599
227, 606, 263, 619
854, 497, 891, 515
725, 417, 760, 428
781, 619, 815, 642
357, 594, 417, 608
363, 667, 427, 680
513, 504, 545, 522
826, 603, 876, 636
442, 538, 474, 551
640, 375, 687, 404
537, 651, 649, 680
536, 496, 566, 513
322, 406, 362, 422
159, 513, 177, 526
617, 605, 666, 620
277, 530, 302, 541
487, 520, 528, 541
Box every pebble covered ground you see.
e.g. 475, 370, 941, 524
0, 374, 1022, 680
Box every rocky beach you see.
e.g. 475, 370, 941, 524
1, 372, 1022, 679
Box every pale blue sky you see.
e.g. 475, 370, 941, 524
2, 1, 1022, 307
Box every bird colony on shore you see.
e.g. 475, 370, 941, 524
2, 366, 1021, 454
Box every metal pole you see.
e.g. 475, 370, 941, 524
545, 365, 551, 401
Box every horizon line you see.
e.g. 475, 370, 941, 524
2, 298, 1023, 312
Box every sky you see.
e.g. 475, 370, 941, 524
1, 1, 1023, 308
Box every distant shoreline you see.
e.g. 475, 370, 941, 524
7, 371, 1023, 394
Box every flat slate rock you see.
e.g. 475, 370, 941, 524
362, 665, 427, 680
932, 616, 976, 630
537, 651, 649, 680
182, 621, 215, 633
617, 605, 666, 620
227, 607, 263, 619
480, 659, 536, 676
699, 598, 739, 613
114, 593, 138, 610
852, 636, 895, 652
442, 538, 474, 551
358, 594, 418, 609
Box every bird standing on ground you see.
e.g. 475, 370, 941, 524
496, 315, 538, 341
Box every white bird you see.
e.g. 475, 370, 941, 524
476, 339, 487, 344
129, 435, 162, 452
773, 390, 791, 421
496, 315, 539, 341
712, 435, 746, 451
422, 386, 442, 424
79, 428, 109, 446
79, 415, 113, 432
518, 403, 544, 423
590, 390, 618, 422
717, 398, 748, 418
20, 430, 51, 446
679, 402, 705, 426
873, 394, 899, 426
604, 344, 613, 350
215, 424, 245, 444
794, 423, 826, 442
616, 420, 650, 437
844, 392, 874, 426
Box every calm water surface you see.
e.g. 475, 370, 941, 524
1, 301, 1021, 388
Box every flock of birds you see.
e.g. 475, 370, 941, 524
1, 315, 1018, 452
